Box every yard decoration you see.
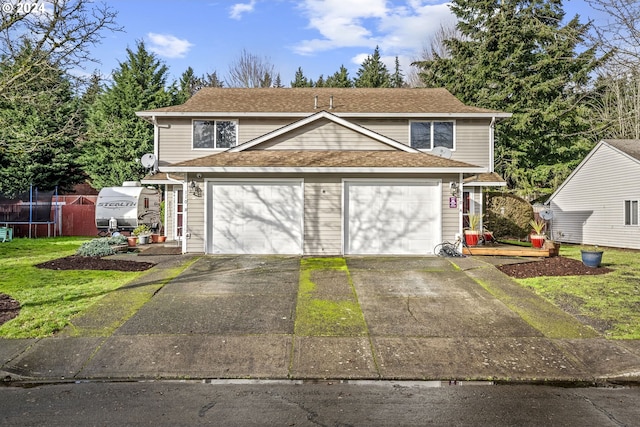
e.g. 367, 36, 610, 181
133, 224, 152, 245
529, 218, 546, 248
464, 213, 481, 246
581, 247, 603, 268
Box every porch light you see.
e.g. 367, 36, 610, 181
449, 182, 459, 197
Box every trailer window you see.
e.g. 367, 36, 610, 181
625, 200, 638, 225
144, 197, 149, 209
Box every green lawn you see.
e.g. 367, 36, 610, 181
518, 245, 640, 339
0, 237, 146, 338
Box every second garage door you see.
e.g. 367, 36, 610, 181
209, 180, 303, 254
344, 180, 441, 255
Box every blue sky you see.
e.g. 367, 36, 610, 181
86, 0, 606, 86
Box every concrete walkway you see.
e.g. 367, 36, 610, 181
1, 255, 639, 384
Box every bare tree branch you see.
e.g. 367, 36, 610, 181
226, 49, 277, 88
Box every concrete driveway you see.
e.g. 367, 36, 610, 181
4, 255, 640, 382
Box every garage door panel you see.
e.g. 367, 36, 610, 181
210, 181, 303, 254
345, 181, 440, 255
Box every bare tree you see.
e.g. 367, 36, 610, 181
407, 23, 462, 87
586, 0, 640, 67
0, 0, 122, 102
226, 49, 277, 88
585, 0, 640, 139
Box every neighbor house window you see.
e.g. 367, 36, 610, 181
193, 120, 237, 149
624, 200, 638, 225
410, 121, 454, 150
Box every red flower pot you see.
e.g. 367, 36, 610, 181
465, 231, 480, 246
531, 235, 545, 248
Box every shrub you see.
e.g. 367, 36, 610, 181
484, 191, 533, 239
76, 236, 127, 257
106, 235, 127, 245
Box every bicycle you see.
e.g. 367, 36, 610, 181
434, 236, 466, 257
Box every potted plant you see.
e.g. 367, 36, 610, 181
529, 218, 546, 248
133, 224, 152, 245
581, 246, 603, 268
464, 213, 481, 246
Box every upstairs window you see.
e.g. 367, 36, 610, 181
410, 121, 454, 150
193, 120, 237, 149
625, 200, 638, 225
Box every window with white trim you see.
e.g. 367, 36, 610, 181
624, 200, 638, 225
193, 120, 237, 149
410, 121, 455, 150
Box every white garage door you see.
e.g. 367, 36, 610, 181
209, 180, 303, 254
344, 181, 441, 255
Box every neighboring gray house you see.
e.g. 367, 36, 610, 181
547, 139, 640, 249
137, 88, 510, 255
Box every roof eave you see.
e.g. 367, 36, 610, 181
160, 166, 488, 174
136, 111, 512, 119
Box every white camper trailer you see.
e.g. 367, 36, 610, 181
95, 183, 161, 232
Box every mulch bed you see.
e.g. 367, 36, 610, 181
0, 294, 20, 326
35, 255, 156, 272
0, 255, 612, 328
496, 256, 612, 279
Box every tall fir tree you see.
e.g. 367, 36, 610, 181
0, 42, 83, 196
81, 41, 174, 189
291, 67, 313, 87
390, 56, 405, 88
325, 65, 353, 88
355, 46, 391, 88
414, 0, 604, 197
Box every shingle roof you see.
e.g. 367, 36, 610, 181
139, 88, 508, 116
167, 150, 480, 169
463, 172, 506, 185
603, 139, 640, 161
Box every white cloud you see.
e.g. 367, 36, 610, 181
230, 0, 257, 20
146, 33, 194, 59
293, 0, 456, 59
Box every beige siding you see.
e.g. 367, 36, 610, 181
353, 118, 410, 144
185, 176, 205, 253
257, 119, 394, 150
549, 144, 640, 249
453, 119, 490, 167
304, 177, 343, 255
239, 117, 294, 142
156, 117, 491, 165
440, 174, 462, 242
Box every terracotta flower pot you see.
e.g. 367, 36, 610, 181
151, 234, 159, 243
531, 234, 545, 248
465, 231, 479, 246
127, 236, 137, 247
157, 235, 167, 243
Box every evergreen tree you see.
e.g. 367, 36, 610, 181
326, 65, 353, 88
177, 68, 224, 103
354, 46, 391, 88
315, 75, 326, 87
391, 56, 405, 88
273, 73, 284, 88
414, 0, 604, 197
291, 67, 313, 87
0, 43, 83, 196
81, 41, 174, 189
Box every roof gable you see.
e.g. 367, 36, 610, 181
547, 140, 640, 202
229, 110, 416, 153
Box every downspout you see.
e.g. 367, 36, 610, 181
151, 115, 159, 170
489, 116, 496, 173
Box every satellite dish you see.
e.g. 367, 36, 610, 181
140, 153, 156, 169
540, 209, 554, 220
431, 146, 452, 159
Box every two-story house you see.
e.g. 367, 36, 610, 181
137, 88, 510, 255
